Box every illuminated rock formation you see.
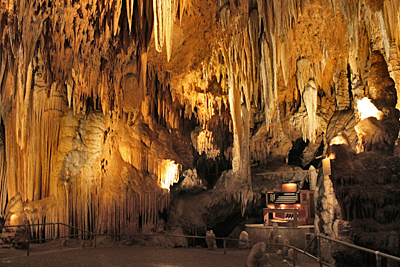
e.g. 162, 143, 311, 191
328, 50, 400, 265
0, 1, 399, 260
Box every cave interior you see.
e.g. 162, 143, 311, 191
1, 0, 400, 264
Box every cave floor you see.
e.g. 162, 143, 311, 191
0, 241, 321, 267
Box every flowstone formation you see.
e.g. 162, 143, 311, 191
327, 50, 400, 266
0, 0, 399, 253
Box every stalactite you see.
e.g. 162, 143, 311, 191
224, 38, 244, 166
153, 0, 181, 61
294, 58, 321, 142
1, 0, 400, 243
303, 80, 318, 142
191, 127, 220, 159
127, 0, 135, 32
260, 35, 275, 132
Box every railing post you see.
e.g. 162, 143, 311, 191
376, 251, 381, 267
25, 225, 29, 256
293, 249, 296, 266
223, 238, 226, 254
318, 235, 322, 267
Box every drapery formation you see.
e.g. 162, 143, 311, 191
0, 0, 399, 239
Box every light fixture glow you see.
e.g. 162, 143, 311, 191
160, 160, 180, 190
10, 214, 18, 226
282, 183, 297, 192
357, 97, 382, 120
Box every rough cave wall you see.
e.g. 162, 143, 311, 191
326, 49, 400, 266
0, 0, 399, 240
328, 147, 400, 265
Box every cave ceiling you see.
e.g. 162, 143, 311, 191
0, 0, 400, 235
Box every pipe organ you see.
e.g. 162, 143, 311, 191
263, 183, 315, 227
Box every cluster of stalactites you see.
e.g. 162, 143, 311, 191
153, 0, 188, 61
0, 0, 158, 123
119, 144, 181, 191
184, 90, 231, 129
217, 0, 306, 143
155, 85, 183, 129
221, 0, 400, 144
147, 64, 232, 140
188, 51, 232, 129
191, 127, 221, 159
1, 49, 70, 210
206, 0, 306, 173
23, 188, 171, 239
339, 0, 400, 105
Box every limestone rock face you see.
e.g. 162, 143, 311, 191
355, 108, 400, 153
176, 169, 207, 193
0, 194, 30, 248
326, 110, 358, 150
368, 51, 397, 109
328, 144, 400, 265
0, 0, 399, 250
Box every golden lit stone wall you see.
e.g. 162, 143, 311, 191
0, 0, 399, 238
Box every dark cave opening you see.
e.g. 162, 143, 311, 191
195, 154, 232, 189
288, 138, 309, 167
305, 138, 325, 170
0, 117, 4, 143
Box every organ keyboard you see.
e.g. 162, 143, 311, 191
263, 184, 315, 227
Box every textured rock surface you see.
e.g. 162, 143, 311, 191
176, 169, 207, 193
0, 1, 399, 259
368, 51, 397, 109
247, 242, 272, 267
328, 144, 400, 265
0, 194, 30, 248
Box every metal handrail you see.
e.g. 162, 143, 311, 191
1, 223, 93, 255
0, 226, 322, 266
303, 234, 317, 253
2, 222, 400, 267
317, 234, 400, 267
54, 223, 93, 235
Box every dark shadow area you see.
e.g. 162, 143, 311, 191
288, 138, 309, 166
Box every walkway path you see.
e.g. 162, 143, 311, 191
2, 245, 248, 267
0, 240, 321, 267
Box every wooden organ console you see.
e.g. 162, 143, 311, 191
263, 183, 315, 227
